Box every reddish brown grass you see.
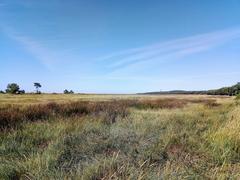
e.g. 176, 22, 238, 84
0, 98, 218, 129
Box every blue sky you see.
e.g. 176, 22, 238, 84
0, 0, 240, 93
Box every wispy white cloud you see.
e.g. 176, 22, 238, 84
96, 27, 240, 71
0, 25, 58, 69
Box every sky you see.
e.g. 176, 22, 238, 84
0, 0, 240, 93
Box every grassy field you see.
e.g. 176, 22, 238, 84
0, 94, 240, 179
0, 94, 229, 105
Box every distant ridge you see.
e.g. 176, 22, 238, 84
139, 90, 208, 95
139, 83, 240, 96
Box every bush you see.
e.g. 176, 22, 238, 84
64, 89, 74, 94
18, 90, 25, 94
63, 89, 69, 94
5, 83, 25, 94
6, 83, 20, 94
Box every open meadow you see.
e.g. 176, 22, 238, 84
0, 94, 240, 179
1, 0, 240, 179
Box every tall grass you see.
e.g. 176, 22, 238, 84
0, 98, 218, 129
0, 101, 129, 129
1, 96, 239, 179
208, 105, 240, 163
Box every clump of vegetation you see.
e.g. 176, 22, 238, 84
5, 83, 19, 94
207, 82, 240, 96
63, 89, 74, 94
5, 83, 25, 94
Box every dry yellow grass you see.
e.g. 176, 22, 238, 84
0, 93, 232, 105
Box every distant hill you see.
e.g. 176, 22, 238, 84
140, 90, 208, 95
140, 82, 240, 96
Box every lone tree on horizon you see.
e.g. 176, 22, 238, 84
34, 82, 42, 94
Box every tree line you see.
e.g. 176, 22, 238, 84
207, 82, 240, 96
0, 83, 74, 94
141, 82, 240, 96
